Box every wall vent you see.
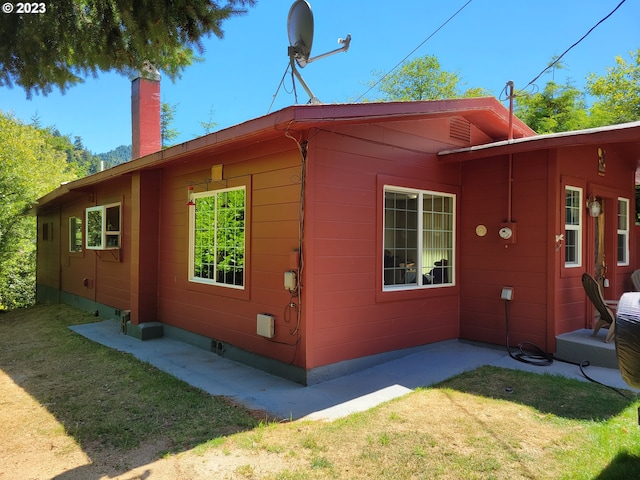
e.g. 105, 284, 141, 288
211, 339, 225, 355
450, 118, 471, 143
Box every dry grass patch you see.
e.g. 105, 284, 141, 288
2, 304, 640, 479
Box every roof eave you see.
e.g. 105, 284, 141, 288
438, 121, 640, 162
35, 98, 534, 212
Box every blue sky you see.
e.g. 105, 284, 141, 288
1, 0, 638, 154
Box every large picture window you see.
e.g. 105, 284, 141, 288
189, 187, 246, 288
618, 197, 630, 266
564, 187, 582, 267
383, 186, 454, 290
86, 203, 121, 250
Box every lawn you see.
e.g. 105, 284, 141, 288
1, 304, 639, 479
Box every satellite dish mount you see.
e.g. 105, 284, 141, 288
287, 0, 351, 104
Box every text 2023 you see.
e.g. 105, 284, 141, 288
16, 2, 46, 13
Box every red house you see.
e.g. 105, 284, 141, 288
35, 76, 640, 384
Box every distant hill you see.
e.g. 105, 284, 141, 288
96, 145, 132, 169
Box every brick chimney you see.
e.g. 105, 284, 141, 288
131, 66, 161, 158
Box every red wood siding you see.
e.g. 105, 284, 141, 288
38, 177, 132, 311
93, 178, 131, 310
553, 144, 636, 339
156, 140, 305, 365
459, 143, 637, 353
60, 197, 97, 299
304, 119, 465, 369
129, 170, 161, 323
459, 151, 550, 349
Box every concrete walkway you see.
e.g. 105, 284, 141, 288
70, 320, 636, 421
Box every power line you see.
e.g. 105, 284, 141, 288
520, 0, 627, 92
356, 0, 474, 102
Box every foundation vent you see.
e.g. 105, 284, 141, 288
450, 118, 471, 144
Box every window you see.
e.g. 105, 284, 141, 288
86, 203, 121, 250
618, 197, 630, 265
189, 187, 246, 288
383, 187, 454, 290
564, 187, 582, 267
69, 216, 82, 252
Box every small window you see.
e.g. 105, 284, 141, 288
69, 216, 83, 252
42, 222, 50, 241
189, 187, 246, 288
564, 187, 582, 267
86, 203, 121, 250
618, 198, 629, 266
383, 186, 455, 290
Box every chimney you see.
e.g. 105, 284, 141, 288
131, 65, 161, 158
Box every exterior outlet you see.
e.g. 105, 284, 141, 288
257, 313, 275, 338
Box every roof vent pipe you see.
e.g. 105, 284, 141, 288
506, 80, 515, 141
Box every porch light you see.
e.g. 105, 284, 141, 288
587, 197, 601, 217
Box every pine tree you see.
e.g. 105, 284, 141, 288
161, 102, 180, 148
0, 1, 255, 97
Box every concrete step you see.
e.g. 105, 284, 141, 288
555, 328, 618, 369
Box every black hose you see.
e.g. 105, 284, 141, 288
504, 300, 552, 366
503, 299, 630, 398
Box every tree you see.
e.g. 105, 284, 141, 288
0, 0, 255, 97
161, 102, 180, 148
97, 145, 132, 169
0, 111, 77, 308
586, 49, 640, 125
514, 81, 590, 134
200, 105, 219, 134
371, 55, 490, 101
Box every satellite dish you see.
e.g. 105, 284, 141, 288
285, 0, 352, 104
287, 0, 314, 68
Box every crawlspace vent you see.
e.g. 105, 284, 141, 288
450, 118, 471, 143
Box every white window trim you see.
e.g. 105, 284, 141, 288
617, 197, 630, 266
383, 185, 455, 291
188, 186, 246, 290
564, 186, 582, 268
85, 203, 121, 250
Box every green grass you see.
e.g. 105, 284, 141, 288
0, 304, 260, 453
2, 304, 640, 479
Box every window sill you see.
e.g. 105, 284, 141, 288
187, 279, 250, 301
377, 283, 459, 303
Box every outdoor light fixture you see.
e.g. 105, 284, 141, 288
587, 197, 601, 217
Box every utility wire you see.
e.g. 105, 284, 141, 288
356, 0, 474, 102
520, 0, 627, 92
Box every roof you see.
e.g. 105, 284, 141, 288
439, 120, 640, 164
35, 98, 533, 212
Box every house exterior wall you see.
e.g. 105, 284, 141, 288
459, 151, 551, 350
458, 143, 636, 353
554, 144, 636, 338
88, 177, 132, 310
303, 118, 476, 369
34, 101, 637, 383
154, 138, 305, 367
37, 176, 132, 312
